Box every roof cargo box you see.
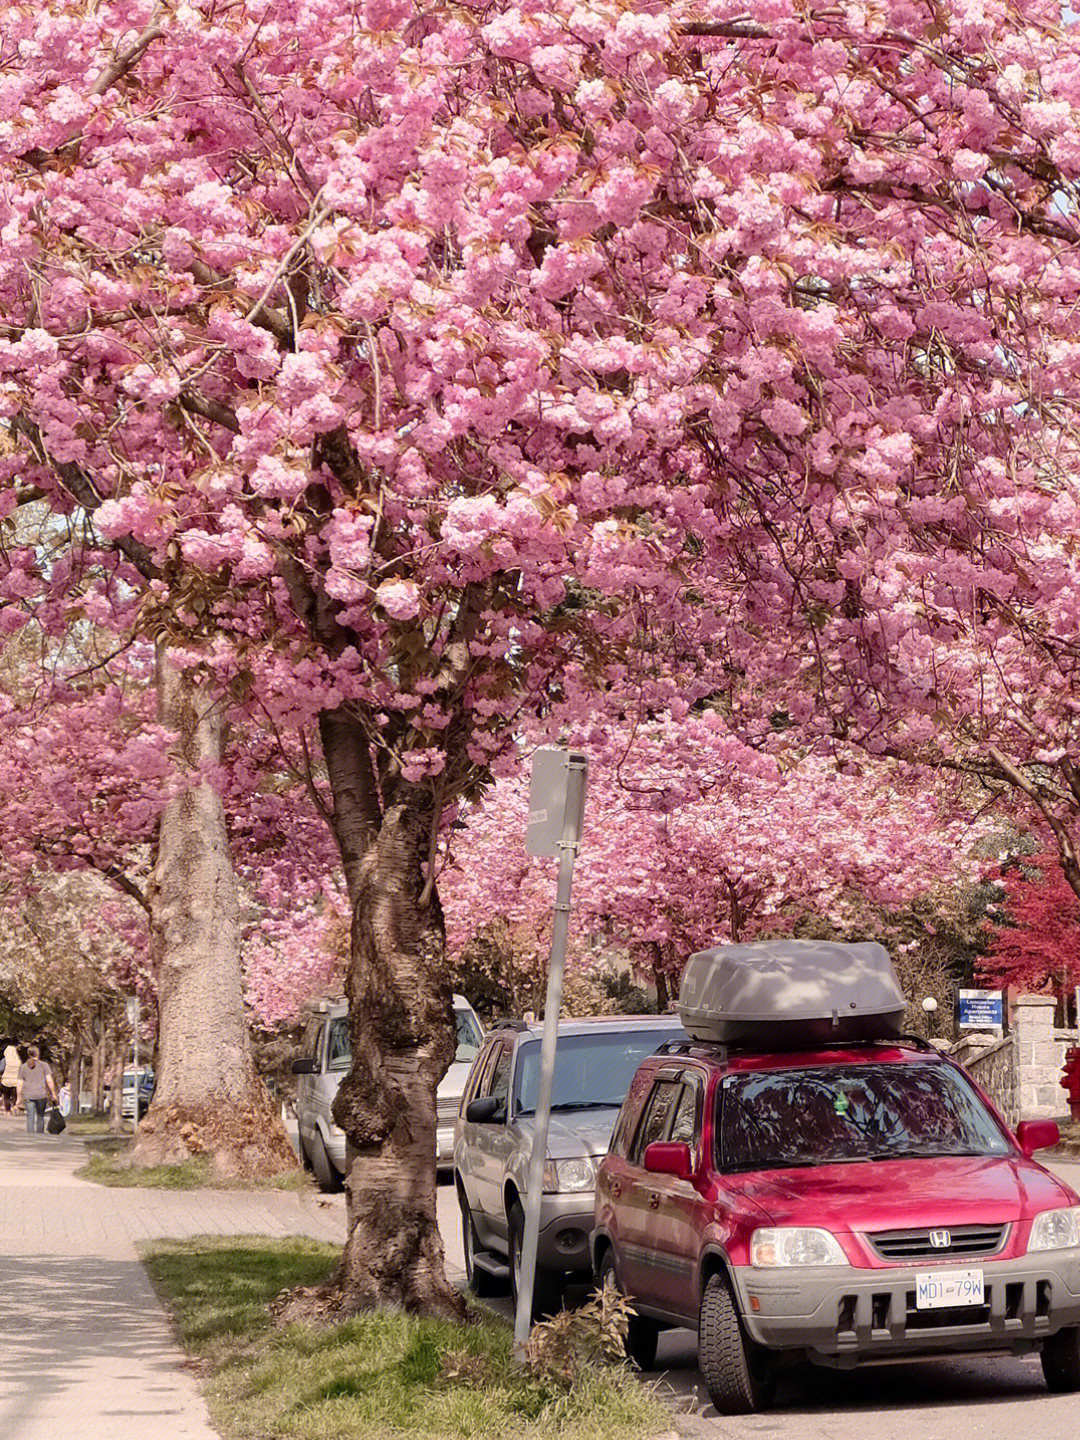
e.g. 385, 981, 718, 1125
677, 940, 906, 1047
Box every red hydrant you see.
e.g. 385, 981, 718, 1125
1062, 1047, 1080, 1124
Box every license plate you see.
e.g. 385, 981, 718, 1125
914, 1268, 984, 1309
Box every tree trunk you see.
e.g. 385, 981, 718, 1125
280, 783, 463, 1322
91, 1019, 106, 1112
108, 1028, 124, 1134
130, 653, 295, 1177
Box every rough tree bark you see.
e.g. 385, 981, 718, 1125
130, 653, 295, 1177
279, 713, 464, 1321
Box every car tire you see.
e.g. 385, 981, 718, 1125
310, 1130, 343, 1193
1042, 1326, 1080, 1392
296, 1127, 313, 1172
508, 1200, 562, 1321
698, 1271, 771, 1415
598, 1249, 660, 1370
460, 1189, 503, 1297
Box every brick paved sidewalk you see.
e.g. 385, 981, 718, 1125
0, 1117, 346, 1440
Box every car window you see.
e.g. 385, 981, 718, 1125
629, 1079, 683, 1165
513, 1026, 682, 1115
455, 1007, 483, 1064
609, 1070, 653, 1159
301, 1017, 322, 1061
718, 1062, 1013, 1172
669, 1080, 699, 1147
463, 1041, 497, 1106
326, 1018, 350, 1072
487, 1043, 513, 1114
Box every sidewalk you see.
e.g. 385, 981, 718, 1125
0, 1119, 346, 1439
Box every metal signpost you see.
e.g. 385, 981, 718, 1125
126, 994, 140, 1131
514, 747, 588, 1361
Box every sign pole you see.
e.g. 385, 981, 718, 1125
514, 750, 587, 1362
132, 994, 140, 1132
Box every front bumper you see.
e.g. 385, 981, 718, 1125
535, 1193, 595, 1273
437, 1126, 456, 1167
732, 1252, 1080, 1366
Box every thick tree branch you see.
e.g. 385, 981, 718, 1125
184, 259, 293, 346
10, 415, 160, 580
90, 6, 167, 97
178, 389, 240, 433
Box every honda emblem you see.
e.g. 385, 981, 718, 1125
929, 1229, 952, 1250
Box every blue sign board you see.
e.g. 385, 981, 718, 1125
957, 989, 1004, 1029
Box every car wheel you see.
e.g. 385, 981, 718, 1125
460, 1188, 502, 1297
296, 1127, 313, 1172
310, 1130, 343, 1193
1042, 1326, 1080, 1392
698, 1271, 771, 1415
508, 1200, 562, 1321
598, 1249, 660, 1370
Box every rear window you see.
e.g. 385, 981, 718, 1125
718, 1062, 1011, 1171
513, 1028, 678, 1115
325, 1005, 484, 1073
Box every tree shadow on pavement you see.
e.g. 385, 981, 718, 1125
0, 1256, 209, 1434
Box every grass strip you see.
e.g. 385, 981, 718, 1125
142, 1236, 667, 1440
79, 1145, 309, 1190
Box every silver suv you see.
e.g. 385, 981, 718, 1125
292, 994, 483, 1190
454, 1015, 684, 1316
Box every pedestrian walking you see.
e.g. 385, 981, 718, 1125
16, 1046, 58, 1133
2, 1041, 20, 1115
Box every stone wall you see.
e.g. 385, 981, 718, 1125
1015, 995, 1072, 1119
949, 996, 1075, 1124
957, 1034, 1018, 1127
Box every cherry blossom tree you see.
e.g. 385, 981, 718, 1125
6, 0, 1080, 1316
442, 716, 972, 1003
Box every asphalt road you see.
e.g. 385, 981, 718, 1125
436, 1158, 1080, 1440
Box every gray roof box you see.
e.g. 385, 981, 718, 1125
678, 940, 906, 1047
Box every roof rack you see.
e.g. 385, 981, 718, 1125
656, 1033, 938, 1061
488, 1018, 531, 1033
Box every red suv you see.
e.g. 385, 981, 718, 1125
594, 1036, 1080, 1413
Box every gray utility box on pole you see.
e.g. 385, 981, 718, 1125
514, 747, 588, 1359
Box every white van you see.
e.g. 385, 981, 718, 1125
292, 994, 483, 1190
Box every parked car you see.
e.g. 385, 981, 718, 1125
292, 994, 483, 1191
120, 1067, 154, 1120
594, 1034, 1080, 1413
454, 1015, 685, 1317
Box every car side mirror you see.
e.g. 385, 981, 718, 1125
291, 1057, 319, 1075
465, 1096, 502, 1124
1016, 1120, 1060, 1158
643, 1141, 693, 1180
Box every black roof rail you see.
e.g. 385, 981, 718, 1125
656, 1033, 936, 1060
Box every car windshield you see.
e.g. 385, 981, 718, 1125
719, 1062, 1012, 1171
455, 1007, 483, 1064
326, 1007, 483, 1072
514, 1029, 678, 1116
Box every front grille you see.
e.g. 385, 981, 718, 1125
437, 1097, 461, 1125
867, 1224, 1008, 1262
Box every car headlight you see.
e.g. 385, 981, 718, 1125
1028, 1206, 1080, 1252
542, 1158, 596, 1193
751, 1227, 849, 1268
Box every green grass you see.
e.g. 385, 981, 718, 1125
142, 1237, 666, 1440
65, 1115, 119, 1136
78, 1146, 310, 1191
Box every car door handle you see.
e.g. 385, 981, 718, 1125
649, 1193, 660, 1210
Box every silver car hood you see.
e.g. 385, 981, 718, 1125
515, 1107, 621, 1161
437, 1059, 473, 1103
